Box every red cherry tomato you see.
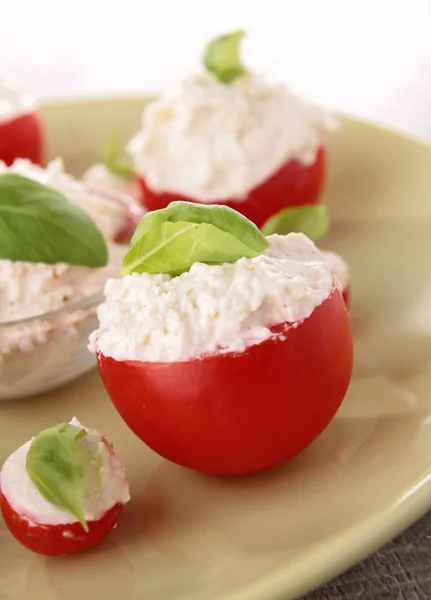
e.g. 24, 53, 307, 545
97, 287, 353, 476
138, 147, 326, 229
0, 111, 44, 166
0, 492, 124, 556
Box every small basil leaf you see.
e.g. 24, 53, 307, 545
261, 204, 330, 241
0, 174, 108, 266
203, 30, 247, 84
103, 131, 134, 181
130, 201, 267, 252
122, 201, 268, 276
122, 220, 265, 276
26, 423, 89, 532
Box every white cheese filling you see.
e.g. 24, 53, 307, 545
0, 80, 36, 124
0, 418, 130, 526
128, 74, 336, 202
89, 233, 335, 363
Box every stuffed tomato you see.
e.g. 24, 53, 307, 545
90, 207, 353, 476
127, 31, 335, 228
0, 81, 43, 166
0, 418, 129, 555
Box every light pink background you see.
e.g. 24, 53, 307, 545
1, 0, 431, 139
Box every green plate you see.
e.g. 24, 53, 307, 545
0, 97, 431, 600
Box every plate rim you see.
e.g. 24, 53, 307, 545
228, 468, 431, 600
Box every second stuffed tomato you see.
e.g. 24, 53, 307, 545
127, 31, 334, 229
92, 223, 353, 476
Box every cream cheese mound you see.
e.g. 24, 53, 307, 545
128, 74, 336, 203
0, 80, 35, 123
89, 233, 334, 363
0, 417, 130, 525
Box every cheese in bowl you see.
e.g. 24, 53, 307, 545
0, 158, 142, 401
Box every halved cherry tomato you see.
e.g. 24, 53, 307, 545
0, 493, 124, 556
138, 147, 326, 229
0, 111, 44, 166
97, 286, 353, 476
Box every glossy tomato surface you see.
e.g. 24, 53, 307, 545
138, 147, 326, 229
0, 493, 123, 556
0, 112, 44, 166
98, 288, 353, 476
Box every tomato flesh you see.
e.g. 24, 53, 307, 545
138, 147, 326, 229
97, 288, 353, 476
0, 493, 124, 555
0, 112, 44, 166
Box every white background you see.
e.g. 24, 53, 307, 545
1, 0, 431, 139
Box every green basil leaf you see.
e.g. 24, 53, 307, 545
0, 174, 108, 266
130, 201, 267, 251
203, 30, 247, 84
102, 131, 134, 181
122, 201, 269, 276
26, 423, 89, 532
260, 204, 330, 241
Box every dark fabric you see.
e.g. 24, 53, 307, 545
302, 511, 431, 600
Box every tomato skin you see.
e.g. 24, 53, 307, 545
137, 147, 326, 229
97, 288, 353, 476
0, 112, 44, 166
0, 492, 124, 556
